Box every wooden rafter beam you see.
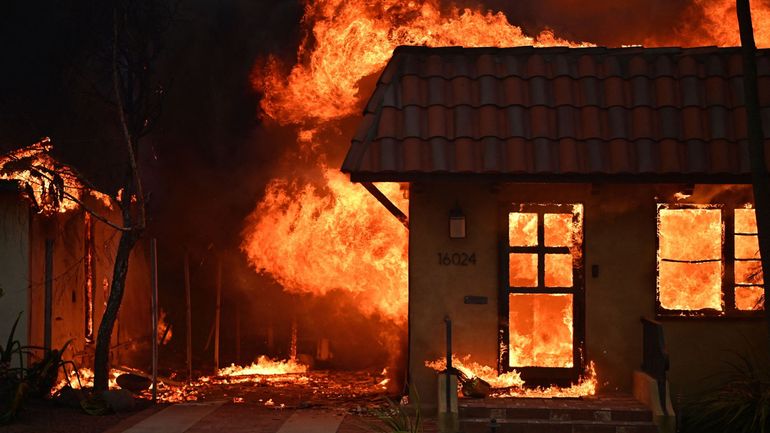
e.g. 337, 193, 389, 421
361, 182, 409, 230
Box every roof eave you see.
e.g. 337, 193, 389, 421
347, 171, 755, 184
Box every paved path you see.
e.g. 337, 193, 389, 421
120, 401, 225, 433
111, 402, 437, 433
113, 404, 366, 433
276, 410, 346, 433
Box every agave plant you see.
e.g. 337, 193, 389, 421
0, 312, 80, 424
366, 398, 423, 433
682, 349, 770, 433
0, 313, 27, 424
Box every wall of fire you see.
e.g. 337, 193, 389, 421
408, 181, 768, 405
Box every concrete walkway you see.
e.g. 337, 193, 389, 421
112, 403, 363, 433
120, 401, 226, 433
276, 410, 346, 433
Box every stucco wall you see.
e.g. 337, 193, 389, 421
409, 181, 768, 406
0, 191, 30, 361
28, 206, 151, 369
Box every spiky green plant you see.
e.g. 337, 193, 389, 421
0, 312, 80, 424
0, 313, 26, 424
682, 350, 770, 433
365, 387, 423, 433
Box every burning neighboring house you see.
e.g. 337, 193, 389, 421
0, 141, 151, 374
342, 45, 770, 407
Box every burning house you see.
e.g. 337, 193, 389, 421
342, 45, 770, 408
0, 142, 152, 376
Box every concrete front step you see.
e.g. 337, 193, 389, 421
459, 396, 653, 423
459, 418, 659, 433
457, 395, 658, 433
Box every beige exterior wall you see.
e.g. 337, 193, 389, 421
0, 191, 30, 360
409, 181, 767, 406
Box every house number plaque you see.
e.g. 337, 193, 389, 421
437, 252, 476, 266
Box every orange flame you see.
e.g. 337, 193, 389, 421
217, 356, 308, 376
257, 0, 591, 127
734, 207, 764, 311
242, 168, 409, 322
425, 355, 597, 398
657, 206, 723, 311
244, 1, 588, 336
158, 309, 173, 345
51, 368, 120, 395
649, 0, 770, 48
0, 139, 111, 214
506, 205, 582, 369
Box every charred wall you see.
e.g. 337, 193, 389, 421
26, 203, 151, 370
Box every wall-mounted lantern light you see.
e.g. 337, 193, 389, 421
449, 205, 466, 239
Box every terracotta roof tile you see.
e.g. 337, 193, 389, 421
343, 46, 770, 181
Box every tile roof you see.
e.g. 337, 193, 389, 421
342, 45, 770, 182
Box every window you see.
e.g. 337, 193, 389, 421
503, 204, 584, 373
656, 204, 764, 317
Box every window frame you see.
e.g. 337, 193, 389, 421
656, 203, 765, 319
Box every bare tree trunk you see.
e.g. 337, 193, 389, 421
93, 226, 140, 392
737, 0, 770, 350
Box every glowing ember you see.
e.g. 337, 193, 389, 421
217, 356, 308, 376
425, 355, 596, 398
657, 207, 723, 311
51, 368, 120, 395
158, 309, 173, 345
0, 139, 111, 213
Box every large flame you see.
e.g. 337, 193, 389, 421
649, 0, 770, 48
657, 206, 723, 311
242, 168, 408, 321
258, 0, 591, 126
244, 0, 588, 333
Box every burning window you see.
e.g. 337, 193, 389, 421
734, 209, 764, 311
656, 204, 764, 316
504, 204, 583, 371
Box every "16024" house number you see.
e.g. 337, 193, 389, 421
437, 252, 476, 266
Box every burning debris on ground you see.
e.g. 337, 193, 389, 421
50, 363, 393, 411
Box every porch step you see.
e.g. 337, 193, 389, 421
459, 418, 659, 433
458, 395, 658, 433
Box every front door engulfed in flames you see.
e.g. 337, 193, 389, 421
501, 204, 585, 387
